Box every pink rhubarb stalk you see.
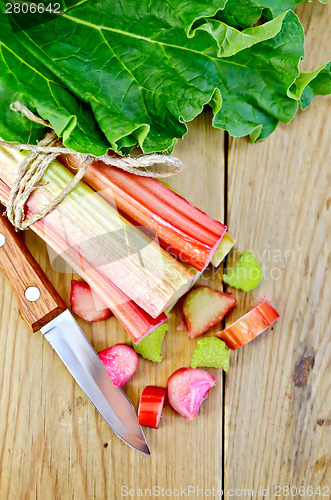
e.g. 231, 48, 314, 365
0, 148, 176, 342
61, 155, 227, 271
0, 147, 194, 318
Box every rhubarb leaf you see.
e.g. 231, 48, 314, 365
198, 12, 287, 57
216, 0, 305, 29
0, 15, 110, 154
0, 2, 329, 154
212, 11, 305, 141
288, 61, 331, 108
299, 62, 331, 109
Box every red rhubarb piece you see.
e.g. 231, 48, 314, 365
217, 296, 280, 349
167, 368, 215, 420
98, 344, 138, 387
70, 280, 111, 322
138, 386, 167, 429
182, 286, 236, 338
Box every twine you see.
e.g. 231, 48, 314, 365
0, 102, 183, 230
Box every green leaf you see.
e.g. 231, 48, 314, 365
299, 62, 331, 109
0, 2, 329, 154
216, 0, 305, 29
212, 11, 304, 141
0, 15, 110, 154
288, 61, 331, 109
163, 0, 228, 36
198, 12, 287, 57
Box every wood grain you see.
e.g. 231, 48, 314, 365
223, 3, 331, 496
0, 111, 225, 499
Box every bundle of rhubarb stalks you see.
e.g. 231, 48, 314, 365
0, 147, 279, 425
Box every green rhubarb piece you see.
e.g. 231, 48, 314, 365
133, 323, 168, 362
223, 251, 262, 291
191, 337, 230, 370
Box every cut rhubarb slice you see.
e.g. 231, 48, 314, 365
223, 251, 262, 291
61, 156, 227, 271
98, 344, 138, 387
70, 280, 111, 322
211, 232, 235, 267
138, 386, 167, 429
182, 286, 237, 338
217, 296, 280, 349
167, 368, 215, 420
133, 322, 168, 362
191, 337, 230, 370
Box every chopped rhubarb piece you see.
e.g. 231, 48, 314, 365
70, 280, 111, 322
98, 344, 138, 387
182, 286, 237, 338
133, 323, 168, 362
167, 368, 215, 420
61, 156, 227, 271
138, 386, 167, 429
217, 296, 280, 349
223, 251, 262, 291
211, 232, 236, 267
191, 337, 230, 370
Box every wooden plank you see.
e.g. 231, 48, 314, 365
0, 111, 226, 499
224, 3, 331, 496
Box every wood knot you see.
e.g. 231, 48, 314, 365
317, 418, 331, 426
294, 355, 315, 387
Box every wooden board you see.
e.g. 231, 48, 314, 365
0, 3, 330, 498
224, 2, 331, 497
0, 111, 226, 499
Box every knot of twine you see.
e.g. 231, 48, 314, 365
0, 102, 183, 230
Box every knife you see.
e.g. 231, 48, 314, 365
0, 209, 150, 455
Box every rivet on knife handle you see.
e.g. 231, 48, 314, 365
0, 209, 66, 331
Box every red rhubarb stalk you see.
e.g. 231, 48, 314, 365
217, 296, 280, 349
138, 386, 167, 429
0, 173, 167, 344
0, 147, 194, 319
61, 155, 227, 271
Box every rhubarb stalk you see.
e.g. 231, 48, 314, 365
0, 146, 194, 337
0, 173, 166, 342
61, 156, 227, 271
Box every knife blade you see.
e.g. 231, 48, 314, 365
0, 209, 150, 455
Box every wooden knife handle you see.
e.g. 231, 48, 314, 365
0, 210, 66, 332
